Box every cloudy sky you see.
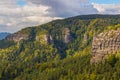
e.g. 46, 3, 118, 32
0, 0, 120, 33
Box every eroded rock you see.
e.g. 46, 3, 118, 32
36, 34, 53, 44
5, 33, 29, 42
63, 28, 72, 43
91, 28, 120, 63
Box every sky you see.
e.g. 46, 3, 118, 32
90, 0, 120, 4
0, 0, 120, 33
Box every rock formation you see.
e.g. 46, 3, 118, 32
5, 33, 29, 42
36, 34, 53, 44
91, 28, 120, 63
84, 34, 88, 42
63, 28, 72, 43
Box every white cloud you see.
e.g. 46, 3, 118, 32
92, 3, 120, 14
0, 0, 62, 32
0, 19, 4, 24
0, 0, 120, 33
26, 0, 98, 17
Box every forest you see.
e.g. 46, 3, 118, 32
0, 14, 120, 80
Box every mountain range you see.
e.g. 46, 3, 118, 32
0, 32, 10, 40
0, 14, 120, 80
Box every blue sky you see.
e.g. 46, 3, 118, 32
90, 0, 120, 4
17, 0, 26, 6
17, 0, 120, 6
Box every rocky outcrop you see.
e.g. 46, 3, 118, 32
36, 34, 53, 44
84, 34, 88, 42
91, 28, 120, 63
63, 28, 72, 43
5, 33, 29, 42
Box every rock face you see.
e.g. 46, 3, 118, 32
63, 28, 72, 43
91, 28, 120, 63
84, 34, 88, 42
36, 34, 53, 44
5, 33, 29, 42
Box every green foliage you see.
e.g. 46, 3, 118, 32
0, 40, 15, 48
107, 54, 118, 67
107, 24, 120, 30
0, 15, 120, 80
0, 54, 120, 80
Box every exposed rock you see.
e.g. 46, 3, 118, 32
63, 28, 72, 43
84, 34, 88, 42
91, 28, 120, 63
5, 33, 29, 42
36, 34, 53, 44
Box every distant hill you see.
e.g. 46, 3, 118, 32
0, 32, 10, 40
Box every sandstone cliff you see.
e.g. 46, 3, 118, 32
63, 28, 72, 43
91, 28, 120, 63
36, 34, 53, 44
5, 33, 29, 42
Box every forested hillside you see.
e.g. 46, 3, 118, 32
0, 14, 120, 80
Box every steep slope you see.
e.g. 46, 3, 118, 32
91, 27, 120, 63
0, 14, 120, 80
1, 14, 120, 60
5, 27, 35, 42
